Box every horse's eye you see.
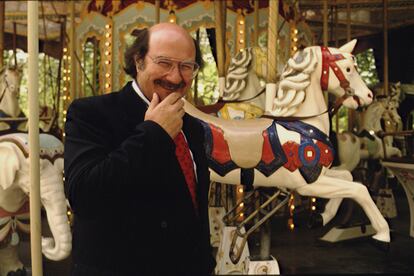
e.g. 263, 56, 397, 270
346, 67, 351, 73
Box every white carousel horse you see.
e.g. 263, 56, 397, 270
186, 40, 390, 247
336, 83, 403, 171
0, 65, 57, 134
0, 66, 24, 132
0, 133, 71, 276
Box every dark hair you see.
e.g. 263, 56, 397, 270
123, 28, 204, 79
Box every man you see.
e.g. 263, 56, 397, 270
64, 23, 215, 275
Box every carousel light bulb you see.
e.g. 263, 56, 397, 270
239, 213, 244, 217
62, 132, 66, 137
68, 56, 71, 60
105, 51, 110, 56
239, 39, 244, 43
63, 110, 67, 115
239, 49, 244, 52
63, 55, 67, 60
105, 60, 110, 65
67, 77, 71, 81
169, 19, 175, 23
239, 30, 244, 34
369, 130, 375, 135
289, 223, 295, 230
293, 37, 298, 42
239, 202, 244, 207
238, 187, 243, 193
105, 83, 110, 88
63, 77, 67, 81
63, 95, 67, 100
239, 20, 244, 25
105, 41, 111, 47
105, 73, 111, 78
63, 117, 66, 122
63, 48, 68, 53
311, 198, 316, 203
105, 33, 111, 38
294, 29, 298, 34
67, 70, 71, 74
311, 206, 316, 211
293, 46, 298, 51
63, 69, 67, 73
63, 87, 67, 91
105, 24, 111, 29
290, 205, 295, 210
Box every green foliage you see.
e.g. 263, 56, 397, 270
355, 48, 379, 87
191, 28, 219, 105
82, 39, 101, 97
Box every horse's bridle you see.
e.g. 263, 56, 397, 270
0, 73, 10, 105
320, 46, 361, 115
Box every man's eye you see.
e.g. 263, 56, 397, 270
157, 60, 172, 68
181, 64, 193, 71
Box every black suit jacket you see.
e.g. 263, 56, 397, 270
64, 82, 215, 275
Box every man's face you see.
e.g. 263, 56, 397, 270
136, 29, 196, 101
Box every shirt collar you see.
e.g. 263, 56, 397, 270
132, 80, 150, 106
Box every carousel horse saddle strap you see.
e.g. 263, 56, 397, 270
208, 118, 274, 168
0, 133, 63, 162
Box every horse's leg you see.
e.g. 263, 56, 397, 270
316, 169, 353, 225
296, 175, 390, 242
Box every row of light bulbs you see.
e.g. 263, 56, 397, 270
62, 47, 71, 137
104, 24, 112, 93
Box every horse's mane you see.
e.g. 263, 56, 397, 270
271, 47, 317, 116
222, 48, 254, 101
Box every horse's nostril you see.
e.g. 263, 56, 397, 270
368, 92, 373, 98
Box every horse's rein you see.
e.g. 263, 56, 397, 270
0, 76, 10, 105
217, 86, 266, 104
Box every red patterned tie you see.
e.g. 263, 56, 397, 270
174, 132, 198, 210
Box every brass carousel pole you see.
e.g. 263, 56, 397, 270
347, 0, 355, 131
69, 1, 76, 101
253, 0, 259, 47
28, 2, 43, 275
155, 0, 160, 24
265, 0, 278, 113
214, 0, 225, 97
383, 0, 389, 96
0, 2, 4, 66
323, 0, 329, 104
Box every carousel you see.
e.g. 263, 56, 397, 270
0, 0, 413, 275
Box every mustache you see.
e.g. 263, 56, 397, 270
154, 79, 186, 91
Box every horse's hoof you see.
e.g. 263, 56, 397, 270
307, 213, 323, 229
7, 268, 26, 276
370, 238, 390, 252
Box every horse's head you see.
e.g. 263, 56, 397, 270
0, 66, 22, 98
320, 40, 373, 109
0, 66, 23, 118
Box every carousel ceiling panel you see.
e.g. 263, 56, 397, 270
2, 0, 414, 50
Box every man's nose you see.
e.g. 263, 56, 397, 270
165, 65, 184, 83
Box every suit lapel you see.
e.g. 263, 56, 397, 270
119, 82, 148, 128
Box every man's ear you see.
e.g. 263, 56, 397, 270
134, 55, 144, 71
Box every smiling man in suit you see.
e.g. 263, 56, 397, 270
64, 23, 215, 275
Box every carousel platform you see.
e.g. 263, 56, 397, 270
18, 183, 414, 275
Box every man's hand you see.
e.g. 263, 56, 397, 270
144, 92, 185, 139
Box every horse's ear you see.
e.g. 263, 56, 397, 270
339, 39, 357, 53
